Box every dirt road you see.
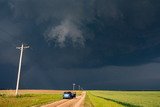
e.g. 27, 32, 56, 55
41, 91, 86, 107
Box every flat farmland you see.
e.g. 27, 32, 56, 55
85, 91, 160, 107
0, 90, 65, 95
1, 90, 160, 107
0, 90, 81, 107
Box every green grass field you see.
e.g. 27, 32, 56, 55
85, 91, 160, 107
1, 90, 160, 107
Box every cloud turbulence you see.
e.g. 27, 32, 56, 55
46, 17, 85, 47
0, 0, 160, 90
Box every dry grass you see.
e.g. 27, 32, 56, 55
0, 90, 82, 95
0, 90, 82, 107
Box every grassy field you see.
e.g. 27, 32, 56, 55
0, 90, 83, 107
85, 91, 160, 107
0, 90, 63, 107
1, 90, 160, 107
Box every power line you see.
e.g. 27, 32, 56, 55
0, 27, 22, 47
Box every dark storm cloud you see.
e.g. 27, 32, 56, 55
10, 0, 95, 47
0, 0, 160, 90
20, 63, 160, 90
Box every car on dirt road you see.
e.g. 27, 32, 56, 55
63, 92, 76, 99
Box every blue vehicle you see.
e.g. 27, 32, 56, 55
63, 92, 76, 99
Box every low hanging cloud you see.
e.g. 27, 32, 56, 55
46, 18, 85, 47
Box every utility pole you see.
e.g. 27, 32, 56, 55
15, 43, 29, 96
78, 85, 81, 90
73, 83, 76, 91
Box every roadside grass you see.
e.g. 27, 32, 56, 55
0, 93, 62, 107
87, 91, 160, 107
84, 93, 94, 107
75, 91, 83, 96
85, 92, 123, 107
0, 90, 83, 107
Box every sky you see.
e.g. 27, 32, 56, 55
0, 0, 160, 90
